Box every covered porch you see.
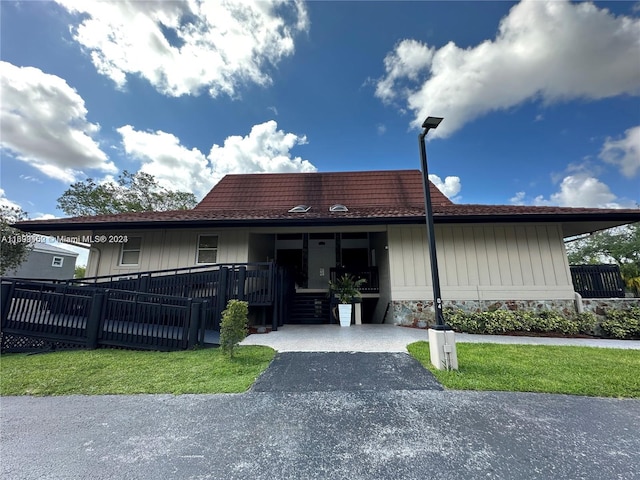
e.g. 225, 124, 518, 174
248, 229, 391, 325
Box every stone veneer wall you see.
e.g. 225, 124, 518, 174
391, 297, 640, 326
580, 298, 640, 318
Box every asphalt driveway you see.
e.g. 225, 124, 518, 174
252, 352, 444, 392
2, 352, 639, 480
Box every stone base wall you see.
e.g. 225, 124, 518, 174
581, 298, 640, 318
390, 297, 640, 326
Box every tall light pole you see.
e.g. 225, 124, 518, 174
418, 116, 446, 328
419, 115, 458, 370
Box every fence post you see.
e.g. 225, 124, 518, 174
272, 268, 280, 331
139, 275, 150, 293
215, 267, 229, 330
86, 291, 105, 349
1, 281, 15, 326
237, 266, 246, 301
187, 300, 201, 349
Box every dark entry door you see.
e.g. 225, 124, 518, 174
277, 249, 304, 288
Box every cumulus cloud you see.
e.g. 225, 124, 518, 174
599, 125, 640, 178
208, 120, 316, 180
375, 39, 434, 103
510, 191, 526, 206
375, 0, 640, 137
0, 189, 22, 210
0, 61, 115, 182
56, 0, 309, 97
531, 174, 635, 208
118, 125, 212, 198
118, 120, 315, 199
428, 174, 461, 200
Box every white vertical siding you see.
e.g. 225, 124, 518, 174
388, 223, 575, 301
89, 228, 250, 276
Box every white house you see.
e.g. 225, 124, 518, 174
15, 170, 640, 325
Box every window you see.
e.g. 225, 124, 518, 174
197, 235, 218, 264
51, 256, 64, 267
120, 237, 142, 265
330, 204, 348, 212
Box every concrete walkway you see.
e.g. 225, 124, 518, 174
239, 324, 640, 352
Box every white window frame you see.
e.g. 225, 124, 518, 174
51, 256, 64, 267
196, 234, 218, 264
119, 237, 142, 266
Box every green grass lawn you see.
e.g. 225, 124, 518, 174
408, 342, 640, 398
0, 346, 275, 396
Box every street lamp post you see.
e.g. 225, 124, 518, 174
418, 116, 446, 328
418, 115, 458, 370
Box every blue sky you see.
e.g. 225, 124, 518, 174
1, 0, 639, 228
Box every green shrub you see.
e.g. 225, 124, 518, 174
220, 300, 249, 357
444, 309, 602, 337
600, 307, 640, 339
576, 312, 598, 336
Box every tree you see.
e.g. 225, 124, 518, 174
56, 171, 198, 216
0, 205, 33, 276
567, 223, 640, 295
74, 265, 86, 279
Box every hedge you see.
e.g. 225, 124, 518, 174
443, 307, 640, 340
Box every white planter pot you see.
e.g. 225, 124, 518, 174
338, 304, 352, 327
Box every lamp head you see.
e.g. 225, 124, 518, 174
422, 116, 443, 130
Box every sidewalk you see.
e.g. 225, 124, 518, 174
239, 324, 640, 352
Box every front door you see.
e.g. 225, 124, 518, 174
307, 235, 335, 289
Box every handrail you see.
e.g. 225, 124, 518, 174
62, 262, 275, 285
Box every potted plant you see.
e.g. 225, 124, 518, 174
329, 273, 366, 327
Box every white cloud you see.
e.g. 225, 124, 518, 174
0, 189, 22, 210
532, 174, 635, 208
599, 125, 640, 178
30, 213, 58, 221
118, 120, 315, 199
428, 174, 461, 200
208, 120, 316, 181
510, 191, 526, 205
375, 0, 640, 137
375, 39, 434, 103
118, 125, 212, 198
19, 175, 43, 184
0, 61, 115, 183
56, 0, 309, 98
376, 124, 387, 135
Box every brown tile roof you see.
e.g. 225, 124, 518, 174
14, 170, 640, 232
195, 170, 453, 211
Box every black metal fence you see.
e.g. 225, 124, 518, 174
570, 264, 625, 298
1, 262, 291, 351
66, 263, 279, 330
1, 280, 205, 351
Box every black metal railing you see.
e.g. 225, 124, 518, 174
570, 264, 625, 298
1, 262, 292, 351
329, 267, 379, 293
0, 280, 205, 351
